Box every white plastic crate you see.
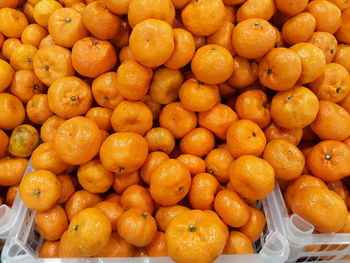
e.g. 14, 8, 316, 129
1, 163, 290, 263
271, 183, 350, 262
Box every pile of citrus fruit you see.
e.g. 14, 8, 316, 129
1, 0, 350, 261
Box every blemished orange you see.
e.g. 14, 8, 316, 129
150, 159, 191, 206
177, 154, 206, 176
189, 173, 219, 210
0, 59, 14, 93
141, 152, 169, 184
10, 44, 38, 71
270, 86, 319, 129
111, 101, 153, 136
71, 37, 117, 78
0, 157, 28, 186
311, 100, 350, 141
226, 119, 266, 158
40, 115, 65, 142
292, 186, 348, 233
229, 155, 275, 201
147, 231, 167, 257
179, 78, 220, 112
223, 231, 254, 255
258, 47, 302, 91
145, 127, 175, 154
35, 204, 68, 241
39, 241, 59, 258
307, 140, 350, 182
94, 232, 135, 257
27, 94, 53, 124
181, 0, 225, 36
116, 59, 153, 101
85, 107, 112, 130
117, 208, 157, 247
205, 148, 234, 183
8, 124, 39, 158
112, 170, 142, 193
0, 8, 28, 38
19, 169, 62, 212
67, 207, 112, 256
155, 205, 190, 232
236, 0, 275, 23
308, 31, 338, 63
141, 95, 161, 121
166, 209, 228, 263
232, 18, 276, 59
180, 128, 215, 157
214, 189, 250, 228
263, 139, 305, 181
227, 56, 258, 88
21, 24, 48, 48
77, 159, 113, 193
33, 45, 75, 86
191, 44, 234, 85
100, 132, 148, 174
57, 174, 75, 204
238, 206, 266, 242
120, 184, 154, 214
94, 201, 123, 232
282, 13, 316, 45
129, 19, 174, 67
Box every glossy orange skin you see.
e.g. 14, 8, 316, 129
0, 59, 14, 93
180, 128, 215, 157
308, 32, 337, 63
141, 152, 169, 184
112, 170, 142, 194
57, 174, 75, 204
120, 184, 154, 214
155, 205, 190, 232
275, 0, 308, 16
27, 94, 53, 124
328, 180, 350, 209
238, 206, 266, 242
205, 148, 234, 183
2, 38, 21, 60
177, 154, 206, 176
0, 129, 9, 157
94, 201, 124, 232
223, 231, 254, 255
9, 44, 36, 71
227, 56, 258, 88
10, 70, 43, 103
282, 13, 316, 45
264, 122, 303, 145
147, 231, 167, 257
0, 8, 28, 38
85, 107, 112, 130
236, 0, 275, 23
40, 115, 65, 143
0, 157, 28, 186
94, 232, 135, 257
39, 241, 59, 258
145, 127, 175, 154
21, 24, 48, 48
189, 173, 219, 210
0, 93, 25, 130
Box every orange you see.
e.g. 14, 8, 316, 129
65, 190, 102, 220
58, 231, 80, 257
112, 170, 142, 193
179, 78, 220, 112
94, 201, 123, 232
129, 19, 174, 67
141, 95, 161, 121
10, 69, 43, 103
177, 154, 206, 176
0, 59, 14, 93
214, 189, 250, 227
147, 231, 167, 257
67, 207, 111, 256
71, 2, 86, 12
258, 47, 302, 91
0, 8, 28, 38
232, 18, 276, 59
150, 159, 191, 206
165, 28, 196, 70
105, 193, 121, 203
72, 37, 117, 78
290, 43, 326, 84
33, 0, 62, 27
21, 24, 48, 48
48, 76, 92, 118
335, 12, 350, 44
57, 174, 75, 204
82, 1, 120, 40
48, 7, 88, 48
27, 94, 53, 124
0, 129, 9, 157
85, 107, 112, 130
307, 0, 341, 34
334, 44, 350, 73
263, 139, 305, 180
281, 13, 316, 45
155, 205, 190, 232
120, 184, 154, 214
270, 86, 319, 129
110, 101, 153, 135
117, 208, 157, 247
292, 186, 347, 233
205, 148, 234, 183
329, 0, 350, 10
8, 124, 39, 158
0, 93, 25, 130
2, 38, 22, 60
275, 0, 308, 16
145, 127, 175, 154
40, 115, 65, 142
116, 59, 153, 101
77, 159, 113, 193
0, 0, 18, 8
100, 132, 148, 173
32, 142, 69, 174
308, 32, 338, 63
180, 127, 215, 157
141, 152, 169, 184
309, 63, 350, 103
235, 90, 270, 128
128, 0, 175, 28
307, 140, 350, 182
181, 0, 225, 36
166, 209, 228, 263
23, 2, 36, 23
38, 241, 59, 258
10, 44, 37, 71
92, 72, 124, 110
0, 157, 28, 186
111, 19, 131, 48
328, 180, 350, 209
189, 173, 219, 210
5, 185, 18, 206
94, 232, 135, 257
223, 231, 254, 254
311, 100, 350, 141
33, 45, 75, 86
171, 0, 190, 8
227, 56, 258, 88
19, 170, 62, 211
100, 0, 128, 14
226, 120, 266, 158
119, 46, 134, 64
230, 155, 275, 200
238, 206, 266, 242
54, 116, 101, 165
236, 0, 275, 23
159, 102, 197, 138
35, 204, 68, 241
149, 68, 183, 105
338, 212, 350, 233
207, 21, 234, 55
191, 44, 234, 85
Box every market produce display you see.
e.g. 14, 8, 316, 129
1, 0, 350, 262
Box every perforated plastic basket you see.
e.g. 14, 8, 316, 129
1, 163, 290, 263
270, 183, 350, 262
